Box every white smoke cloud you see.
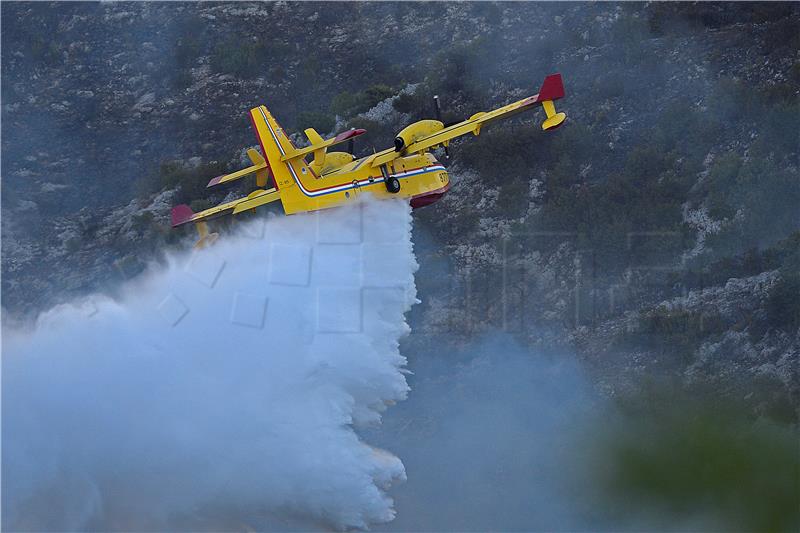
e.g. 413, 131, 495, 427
367, 335, 609, 531
2, 198, 418, 531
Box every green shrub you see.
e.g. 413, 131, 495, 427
677, 234, 800, 290
364, 84, 394, 105
172, 69, 194, 90
703, 157, 800, 256
296, 111, 336, 134
330, 84, 395, 117
623, 145, 676, 180
330, 92, 364, 117
174, 35, 201, 69
29, 37, 61, 66
392, 91, 426, 115
427, 39, 492, 100
624, 306, 727, 358
650, 101, 721, 157
210, 40, 266, 78
766, 273, 800, 332
596, 398, 800, 531
159, 160, 228, 204
344, 117, 394, 155
130, 211, 155, 232
703, 152, 742, 219
458, 125, 545, 181
189, 199, 212, 213
497, 178, 529, 216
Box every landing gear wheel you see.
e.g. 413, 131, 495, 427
385, 176, 401, 194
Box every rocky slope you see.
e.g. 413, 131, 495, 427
2, 2, 798, 417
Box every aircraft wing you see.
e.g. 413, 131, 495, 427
171, 188, 281, 227
206, 161, 267, 187
371, 73, 565, 168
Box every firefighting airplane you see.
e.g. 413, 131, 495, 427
172, 73, 566, 246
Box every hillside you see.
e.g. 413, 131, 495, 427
2, 2, 798, 418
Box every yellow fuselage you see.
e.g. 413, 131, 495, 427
250, 106, 451, 214
282, 151, 450, 213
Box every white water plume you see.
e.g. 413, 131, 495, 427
2, 198, 417, 531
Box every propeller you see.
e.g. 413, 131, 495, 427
433, 95, 451, 159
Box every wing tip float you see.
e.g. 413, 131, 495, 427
170, 204, 218, 248
535, 73, 566, 131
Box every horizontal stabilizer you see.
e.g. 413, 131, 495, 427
280, 128, 366, 162
207, 161, 268, 188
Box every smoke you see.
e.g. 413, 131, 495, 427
2, 198, 417, 531
366, 332, 800, 532
366, 335, 611, 531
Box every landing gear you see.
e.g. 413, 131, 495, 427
385, 176, 401, 193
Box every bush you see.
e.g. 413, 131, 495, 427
596, 396, 800, 531
392, 91, 426, 115
458, 125, 545, 180
130, 211, 155, 233
330, 84, 395, 118
766, 273, 800, 332
427, 38, 493, 101
633, 307, 727, 357
296, 111, 336, 134
344, 117, 392, 156
623, 145, 676, 179
158, 160, 228, 204
364, 84, 394, 105
29, 37, 61, 66
171, 69, 194, 90
189, 199, 212, 213
703, 152, 741, 219
651, 101, 721, 157
211, 40, 266, 78
174, 35, 201, 69
531, 124, 692, 275
391, 87, 461, 125
497, 178, 530, 216
703, 157, 800, 257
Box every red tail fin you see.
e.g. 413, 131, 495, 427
537, 73, 565, 102
171, 204, 194, 227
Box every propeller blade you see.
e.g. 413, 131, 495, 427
433, 95, 451, 159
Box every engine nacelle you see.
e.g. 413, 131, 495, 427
394, 119, 444, 152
